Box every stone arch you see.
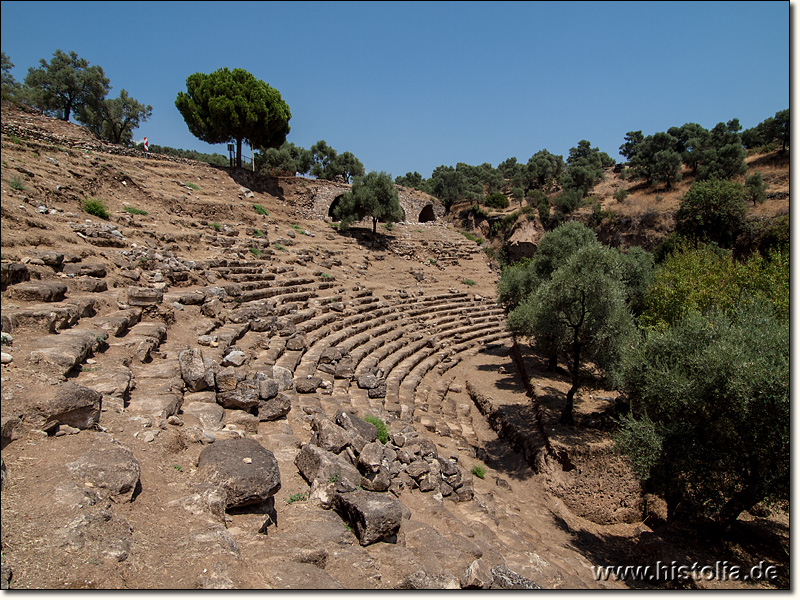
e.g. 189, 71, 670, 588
328, 194, 346, 219
418, 204, 436, 223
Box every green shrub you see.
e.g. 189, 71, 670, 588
363, 415, 389, 444
613, 188, 629, 203
124, 206, 148, 215
486, 192, 510, 209
471, 464, 487, 479
9, 135, 22, 145
249, 247, 263, 256
83, 197, 109, 219
211, 222, 221, 231
273, 243, 287, 252
253, 203, 269, 215
553, 189, 583, 214
463, 279, 476, 286
253, 229, 265, 237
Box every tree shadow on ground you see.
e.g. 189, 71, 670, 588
216, 165, 284, 197
330, 226, 397, 252
548, 508, 789, 590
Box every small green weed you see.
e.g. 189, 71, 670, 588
286, 491, 308, 504
253, 229, 265, 237
321, 273, 332, 279
173, 464, 183, 472
9, 135, 23, 145
329, 473, 340, 483
184, 181, 200, 190
382, 222, 394, 231
471, 464, 487, 479
253, 203, 269, 215
249, 247, 264, 257
461, 231, 483, 245
83, 197, 109, 219
290, 224, 308, 235
7, 177, 25, 191
364, 415, 389, 444
124, 206, 148, 215
211, 222, 221, 231
463, 279, 476, 286
429, 258, 438, 266
273, 243, 287, 252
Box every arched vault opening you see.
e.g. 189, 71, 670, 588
418, 204, 436, 223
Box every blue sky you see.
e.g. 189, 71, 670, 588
1, 1, 790, 179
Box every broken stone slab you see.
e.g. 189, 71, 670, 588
294, 443, 361, 490
490, 566, 542, 590
1, 262, 30, 287
197, 438, 281, 509
222, 349, 247, 367
310, 416, 352, 454
179, 348, 215, 392
127, 286, 163, 306
271, 365, 294, 391
34, 382, 102, 433
63, 263, 107, 278
285, 334, 307, 351
216, 378, 261, 410
66, 439, 141, 502
333, 489, 403, 546
8, 280, 68, 302
30, 328, 109, 376
333, 410, 378, 453
258, 393, 291, 421
333, 356, 355, 379
182, 401, 225, 430
295, 376, 322, 394
70, 277, 108, 293
461, 559, 494, 589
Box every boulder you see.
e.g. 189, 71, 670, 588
197, 438, 281, 509
285, 334, 307, 351
216, 378, 261, 410
358, 441, 385, 473
333, 490, 402, 546
66, 440, 141, 502
462, 559, 494, 589
221, 350, 247, 367
35, 382, 102, 433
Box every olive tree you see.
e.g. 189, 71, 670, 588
78, 89, 152, 145
23, 49, 109, 121
614, 300, 789, 524
334, 171, 403, 234
508, 244, 636, 425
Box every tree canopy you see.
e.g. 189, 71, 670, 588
614, 300, 789, 524
78, 89, 152, 146
333, 171, 403, 233
23, 49, 110, 122
175, 67, 291, 168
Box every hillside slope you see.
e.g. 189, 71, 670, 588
0, 104, 788, 590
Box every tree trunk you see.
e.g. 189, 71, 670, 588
372, 217, 377, 234
236, 138, 243, 169
719, 484, 763, 527
560, 338, 581, 425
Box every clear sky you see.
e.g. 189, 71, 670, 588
0, 1, 790, 179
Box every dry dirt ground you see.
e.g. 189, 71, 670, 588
0, 104, 789, 589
